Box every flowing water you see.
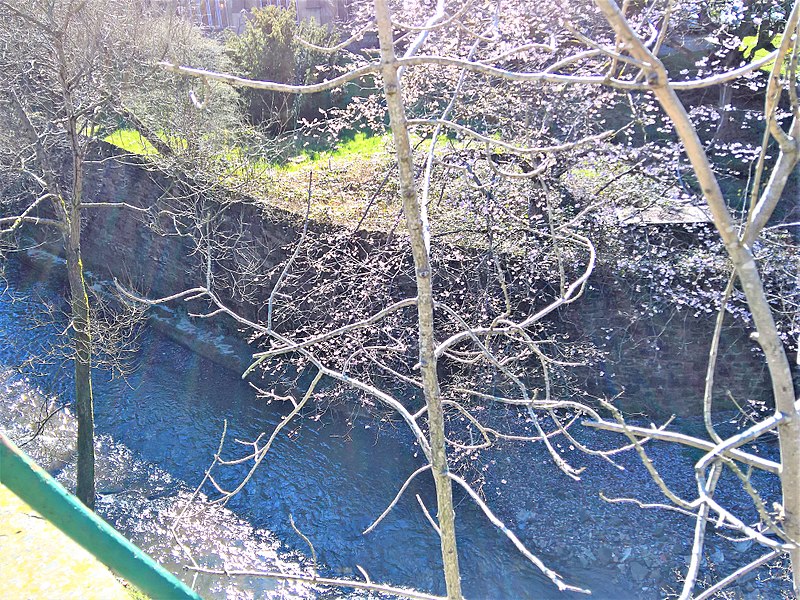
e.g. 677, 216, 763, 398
0, 259, 695, 599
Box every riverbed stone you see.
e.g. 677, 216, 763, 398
629, 560, 649, 581
595, 544, 614, 565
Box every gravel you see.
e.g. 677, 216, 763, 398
455, 411, 793, 599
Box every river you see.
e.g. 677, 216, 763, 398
0, 258, 785, 599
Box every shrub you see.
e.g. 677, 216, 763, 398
226, 4, 339, 131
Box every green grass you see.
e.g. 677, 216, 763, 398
334, 132, 387, 158
570, 166, 603, 180
740, 33, 792, 75
100, 127, 456, 229
268, 131, 458, 171
270, 132, 389, 172
103, 127, 389, 170
103, 129, 160, 156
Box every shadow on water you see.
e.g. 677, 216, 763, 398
0, 259, 636, 599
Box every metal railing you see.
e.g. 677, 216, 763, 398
0, 432, 202, 600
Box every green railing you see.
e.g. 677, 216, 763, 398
0, 432, 202, 600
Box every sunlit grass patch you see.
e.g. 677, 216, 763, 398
100, 128, 455, 231
103, 129, 159, 156
740, 33, 792, 75
259, 133, 400, 228
103, 129, 189, 156
269, 132, 391, 173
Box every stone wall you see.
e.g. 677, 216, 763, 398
25, 145, 787, 418
76, 150, 299, 312
564, 279, 773, 418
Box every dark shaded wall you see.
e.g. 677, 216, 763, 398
566, 280, 774, 418
77, 152, 299, 313
27, 146, 783, 418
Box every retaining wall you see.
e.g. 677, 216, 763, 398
25, 146, 785, 418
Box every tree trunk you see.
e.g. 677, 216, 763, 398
65, 210, 95, 510
374, 1, 462, 598
651, 69, 800, 600
57, 55, 97, 510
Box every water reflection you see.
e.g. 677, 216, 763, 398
1, 261, 631, 599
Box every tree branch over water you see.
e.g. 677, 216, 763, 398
131, 0, 800, 596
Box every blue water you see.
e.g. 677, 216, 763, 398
0, 258, 651, 599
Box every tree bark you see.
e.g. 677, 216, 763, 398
63, 84, 96, 509
374, 1, 462, 598
65, 210, 95, 510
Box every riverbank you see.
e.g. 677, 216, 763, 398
14, 142, 784, 419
